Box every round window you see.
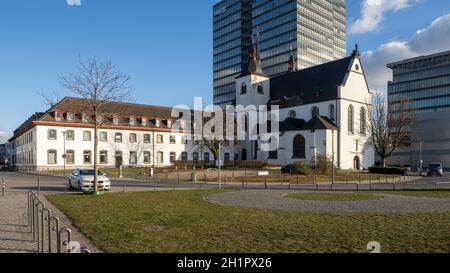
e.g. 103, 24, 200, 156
355, 64, 360, 71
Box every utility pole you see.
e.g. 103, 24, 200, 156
218, 143, 222, 190
332, 129, 335, 184
62, 131, 66, 177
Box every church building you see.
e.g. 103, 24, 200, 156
235, 44, 374, 170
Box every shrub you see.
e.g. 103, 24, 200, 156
369, 166, 407, 175
313, 155, 333, 174
289, 161, 312, 175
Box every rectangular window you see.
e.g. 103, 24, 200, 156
193, 152, 199, 161
115, 133, 122, 143
113, 116, 119, 125
129, 151, 137, 165
66, 150, 75, 165
67, 112, 74, 121
65, 130, 75, 141
83, 131, 92, 141
170, 152, 176, 163
204, 153, 210, 162
181, 152, 188, 161
83, 150, 92, 164
100, 151, 108, 164
99, 132, 108, 142
157, 135, 163, 144
129, 133, 137, 143
55, 112, 62, 121
144, 134, 151, 143
143, 151, 151, 164
48, 150, 57, 165
157, 152, 164, 164
170, 135, 176, 144
48, 129, 57, 140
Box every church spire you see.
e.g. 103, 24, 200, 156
351, 43, 361, 58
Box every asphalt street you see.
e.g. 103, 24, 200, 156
0, 171, 449, 195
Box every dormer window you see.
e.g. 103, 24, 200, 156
82, 114, 89, 123
97, 114, 103, 124
240, 83, 247, 95
55, 112, 62, 121
155, 119, 161, 128
67, 112, 74, 121
129, 116, 135, 126
142, 118, 147, 127
113, 116, 119, 125
257, 84, 264, 94
167, 120, 172, 128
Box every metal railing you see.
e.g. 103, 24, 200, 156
28, 191, 91, 253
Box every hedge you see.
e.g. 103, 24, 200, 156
369, 166, 407, 175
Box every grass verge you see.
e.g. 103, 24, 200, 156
47, 190, 450, 253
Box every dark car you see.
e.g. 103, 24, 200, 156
281, 164, 294, 174
427, 162, 443, 177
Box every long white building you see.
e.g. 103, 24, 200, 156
9, 99, 234, 171
9, 45, 374, 171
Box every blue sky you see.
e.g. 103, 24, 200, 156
1, 0, 450, 142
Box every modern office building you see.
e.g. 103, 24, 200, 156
213, 0, 347, 105
387, 50, 450, 169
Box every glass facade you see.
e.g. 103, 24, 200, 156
213, 0, 347, 105
388, 52, 450, 114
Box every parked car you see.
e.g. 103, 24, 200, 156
69, 169, 111, 192
426, 162, 444, 177
281, 164, 293, 174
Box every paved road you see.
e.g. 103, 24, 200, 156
1, 171, 450, 195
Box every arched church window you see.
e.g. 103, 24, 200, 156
360, 107, 366, 135
348, 105, 354, 134
257, 84, 263, 94
293, 134, 306, 159
289, 110, 297, 119
241, 83, 247, 95
311, 107, 320, 118
329, 104, 335, 121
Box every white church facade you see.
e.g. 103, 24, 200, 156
235, 45, 374, 170
8, 46, 374, 171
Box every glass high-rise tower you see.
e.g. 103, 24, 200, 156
213, 0, 347, 105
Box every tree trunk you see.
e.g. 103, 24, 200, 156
94, 121, 99, 193
381, 157, 387, 168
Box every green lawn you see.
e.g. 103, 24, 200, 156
47, 190, 450, 253
285, 192, 383, 201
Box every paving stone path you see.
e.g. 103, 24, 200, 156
0, 192, 100, 253
207, 190, 450, 214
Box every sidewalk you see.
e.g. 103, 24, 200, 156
0, 192, 101, 253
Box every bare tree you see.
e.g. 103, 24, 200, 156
37, 90, 63, 108
366, 92, 415, 167
61, 58, 131, 193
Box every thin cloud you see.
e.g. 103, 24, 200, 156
361, 14, 450, 93
349, 0, 416, 34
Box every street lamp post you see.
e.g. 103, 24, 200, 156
331, 129, 335, 184
62, 131, 66, 178
218, 143, 222, 190
419, 141, 423, 175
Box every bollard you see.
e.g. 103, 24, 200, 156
59, 228, 73, 253
44, 209, 52, 253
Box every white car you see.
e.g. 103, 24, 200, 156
69, 169, 111, 192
